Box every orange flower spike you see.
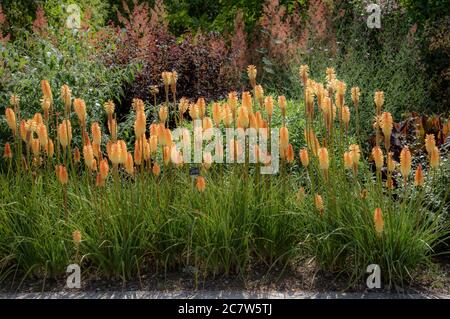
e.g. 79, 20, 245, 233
72, 230, 81, 246
318, 147, 329, 170
425, 134, 436, 155
5, 108, 16, 134
91, 122, 102, 145
57, 165, 69, 184
99, 158, 109, 180
196, 176, 206, 192
152, 163, 161, 176
125, 152, 134, 175
414, 164, 424, 187
374, 208, 384, 236
399, 146, 412, 179
212, 103, 222, 127
279, 126, 289, 152
430, 146, 440, 169
286, 144, 295, 163
372, 146, 384, 170
3, 142, 12, 159
299, 148, 309, 167
73, 147, 81, 163
315, 194, 324, 215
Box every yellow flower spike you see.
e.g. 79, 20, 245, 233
61, 84, 71, 113
73, 98, 87, 127
104, 100, 115, 116
373, 208, 384, 236
380, 112, 393, 150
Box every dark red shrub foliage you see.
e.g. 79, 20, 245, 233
0, 5, 10, 43
110, 0, 243, 110
256, 0, 305, 67
32, 5, 48, 36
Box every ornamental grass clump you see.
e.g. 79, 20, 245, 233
0, 65, 448, 289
